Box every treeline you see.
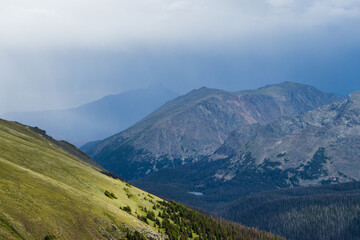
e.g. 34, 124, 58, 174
155, 200, 284, 240
219, 182, 360, 240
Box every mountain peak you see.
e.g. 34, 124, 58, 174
188, 86, 224, 95
261, 81, 307, 89
350, 91, 360, 103
257, 81, 315, 93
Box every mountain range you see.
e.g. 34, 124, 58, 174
83, 81, 344, 180
77, 81, 360, 239
133, 89, 360, 204
127, 86, 360, 240
2, 86, 178, 146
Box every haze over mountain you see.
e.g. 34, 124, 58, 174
83, 82, 344, 180
2, 86, 178, 146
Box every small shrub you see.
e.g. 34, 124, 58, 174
126, 183, 132, 188
44, 235, 56, 240
146, 211, 156, 221
125, 230, 147, 240
104, 190, 117, 199
121, 205, 132, 214
155, 218, 161, 227
137, 215, 149, 224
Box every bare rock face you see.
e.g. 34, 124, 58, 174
213, 91, 360, 187
350, 90, 360, 105
83, 82, 343, 180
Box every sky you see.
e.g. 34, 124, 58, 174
1, 0, 360, 113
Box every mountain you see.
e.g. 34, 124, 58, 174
212, 90, 360, 187
0, 118, 282, 240
83, 81, 343, 180
132, 91, 360, 239
133, 90, 360, 209
2, 86, 178, 146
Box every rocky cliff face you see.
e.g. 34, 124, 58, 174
83, 82, 343, 180
213, 90, 360, 186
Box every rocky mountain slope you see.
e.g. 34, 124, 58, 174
0, 118, 281, 240
83, 82, 343, 180
2, 86, 178, 146
134, 91, 360, 209
213, 90, 360, 187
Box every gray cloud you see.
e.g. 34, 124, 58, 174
0, 0, 360, 113
0, 0, 359, 49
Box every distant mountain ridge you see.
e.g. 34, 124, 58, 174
83, 81, 344, 180
2, 86, 178, 146
133, 90, 360, 213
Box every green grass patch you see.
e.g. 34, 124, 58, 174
0, 215, 24, 240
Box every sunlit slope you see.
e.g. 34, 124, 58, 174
0, 119, 284, 240
0, 119, 165, 239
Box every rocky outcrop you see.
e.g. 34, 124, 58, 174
213, 90, 360, 187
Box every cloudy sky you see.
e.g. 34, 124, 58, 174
1, 0, 360, 113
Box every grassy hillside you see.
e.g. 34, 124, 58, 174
0, 119, 283, 240
0, 119, 165, 239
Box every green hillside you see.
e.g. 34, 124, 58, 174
0, 119, 283, 240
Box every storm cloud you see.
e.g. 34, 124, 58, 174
0, 0, 360, 113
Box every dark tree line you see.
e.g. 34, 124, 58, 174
220, 181, 360, 240
154, 200, 284, 240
